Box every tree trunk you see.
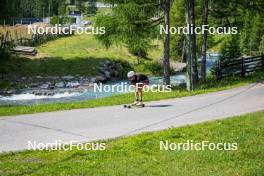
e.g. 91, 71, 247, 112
185, 13, 192, 91
163, 0, 171, 85
185, 0, 198, 91
181, 39, 186, 63
201, 0, 208, 82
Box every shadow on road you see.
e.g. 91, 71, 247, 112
146, 105, 172, 108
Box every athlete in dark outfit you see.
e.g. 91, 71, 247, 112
127, 71, 149, 105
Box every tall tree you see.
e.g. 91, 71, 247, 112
185, 0, 198, 90
200, 0, 208, 82
170, 0, 185, 62
163, 0, 171, 85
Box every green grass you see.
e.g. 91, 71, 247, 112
36, 33, 162, 67
37, 34, 137, 61
0, 55, 103, 78
0, 33, 163, 83
0, 111, 263, 175
0, 70, 263, 116
36, 33, 163, 72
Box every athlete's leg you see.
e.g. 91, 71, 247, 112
133, 91, 139, 105
136, 83, 143, 105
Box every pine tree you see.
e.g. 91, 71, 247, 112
95, 0, 171, 84
170, 0, 185, 62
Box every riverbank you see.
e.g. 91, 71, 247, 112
0, 70, 263, 116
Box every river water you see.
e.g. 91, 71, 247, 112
0, 53, 219, 105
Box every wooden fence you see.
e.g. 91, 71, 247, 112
0, 25, 72, 56
216, 55, 264, 80
0, 31, 69, 47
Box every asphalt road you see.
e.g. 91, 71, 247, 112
0, 82, 263, 152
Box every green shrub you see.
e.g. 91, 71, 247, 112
50, 16, 58, 26
0, 35, 13, 60
128, 44, 148, 59
219, 35, 241, 62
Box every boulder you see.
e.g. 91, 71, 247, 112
95, 75, 107, 83
82, 77, 90, 81
5, 89, 17, 94
81, 81, 91, 86
100, 60, 111, 67
55, 82, 65, 88
105, 60, 111, 65
113, 70, 119, 78
103, 70, 111, 79
34, 92, 43, 96
39, 83, 50, 89
35, 75, 43, 79
66, 81, 80, 88
90, 77, 96, 83
46, 92, 55, 96
30, 83, 39, 88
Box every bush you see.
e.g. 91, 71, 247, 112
0, 35, 13, 60
128, 44, 148, 59
50, 16, 58, 26
116, 60, 133, 79
219, 35, 241, 62
0, 46, 10, 59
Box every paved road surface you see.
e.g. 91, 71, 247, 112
0, 82, 263, 152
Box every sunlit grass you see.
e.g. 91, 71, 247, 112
37, 34, 163, 65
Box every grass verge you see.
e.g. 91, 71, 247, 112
0, 111, 263, 175
0, 70, 263, 116
0, 34, 163, 88
36, 34, 163, 75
